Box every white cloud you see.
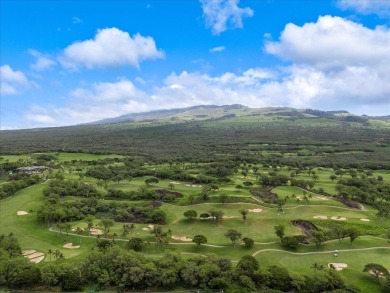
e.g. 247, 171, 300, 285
29, 49, 56, 71
265, 15, 390, 70
0, 65, 30, 96
60, 27, 164, 69
200, 0, 254, 35
337, 0, 390, 16
25, 80, 150, 126
72, 16, 83, 24
210, 46, 226, 53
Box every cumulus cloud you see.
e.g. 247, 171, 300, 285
0, 65, 31, 96
200, 0, 254, 35
265, 15, 390, 70
337, 0, 390, 17
60, 27, 164, 69
29, 49, 56, 71
210, 46, 226, 53
25, 80, 150, 126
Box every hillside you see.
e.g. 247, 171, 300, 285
1, 105, 390, 169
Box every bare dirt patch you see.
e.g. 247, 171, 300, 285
172, 236, 192, 242
90, 228, 103, 235
63, 242, 80, 249
331, 216, 347, 221
328, 263, 348, 271
17, 211, 28, 215
142, 224, 155, 231
360, 218, 370, 222
313, 216, 328, 220
248, 208, 263, 213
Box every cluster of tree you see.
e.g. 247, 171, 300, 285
37, 194, 167, 226
2, 114, 389, 169
1, 233, 358, 293
0, 174, 42, 199
43, 179, 102, 198
336, 176, 390, 218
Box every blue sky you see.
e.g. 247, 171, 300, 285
1, 0, 390, 129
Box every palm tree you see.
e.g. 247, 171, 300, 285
47, 249, 53, 262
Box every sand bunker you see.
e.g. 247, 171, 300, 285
63, 242, 80, 249
30, 256, 45, 263
313, 216, 328, 220
223, 216, 238, 219
328, 263, 348, 271
316, 196, 329, 200
142, 224, 155, 231
71, 228, 84, 232
170, 181, 180, 184
331, 216, 347, 221
17, 211, 28, 216
248, 208, 263, 213
26, 252, 45, 259
90, 228, 103, 235
360, 218, 370, 222
22, 250, 45, 264
172, 236, 192, 242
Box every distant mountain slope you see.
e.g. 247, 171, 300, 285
85, 104, 250, 125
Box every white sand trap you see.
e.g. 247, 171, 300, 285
223, 216, 238, 219
30, 256, 45, 263
316, 196, 329, 200
17, 211, 28, 215
248, 208, 263, 213
26, 252, 44, 259
63, 242, 80, 249
331, 216, 347, 221
172, 236, 192, 242
22, 250, 36, 256
142, 224, 155, 231
90, 228, 103, 235
71, 228, 84, 232
360, 218, 370, 222
186, 184, 191, 187
170, 181, 180, 184
313, 216, 328, 220
328, 263, 348, 271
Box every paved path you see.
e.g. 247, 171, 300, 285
252, 246, 390, 257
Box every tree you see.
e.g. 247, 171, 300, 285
75, 227, 83, 243
183, 210, 197, 220
84, 215, 94, 236
224, 229, 241, 247
127, 237, 145, 252
243, 181, 253, 187
242, 237, 254, 248
98, 218, 114, 236
363, 263, 390, 283
333, 225, 348, 243
47, 248, 53, 262
168, 183, 175, 190
329, 175, 337, 182
145, 177, 159, 186
312, 231, 326, 250
219, 193, 229, 204
192, 234, 207, 246
311, 262, 325, 272
237, 255, 259, 273
348, 227, 359, 244
281, 236, 299, 249
122, 224, 130, 237
274, 225, 285, 241
239, 209, 249, 223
